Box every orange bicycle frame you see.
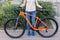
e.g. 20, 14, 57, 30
19, 11, 48, 31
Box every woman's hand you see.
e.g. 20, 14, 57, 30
39, 6, 43, 8
20, 0, 26, 7
36, 0, 43, 8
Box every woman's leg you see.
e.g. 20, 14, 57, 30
26, 12, 31, 36
31, 11, 36, 36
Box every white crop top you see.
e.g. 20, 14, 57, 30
26, 0, 36, 11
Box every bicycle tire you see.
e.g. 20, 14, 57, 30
4, 18, 25, 38
37, 18, 58, 38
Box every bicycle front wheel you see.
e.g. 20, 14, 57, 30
4, 18, 25, 38
37, 18, 58, 38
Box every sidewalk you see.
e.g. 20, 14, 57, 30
0, 17, 60, 40
0, 29, 60, 40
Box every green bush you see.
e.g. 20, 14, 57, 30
0, 5, 18, 27
37, 1, 55, 19
0, 1, 56, 27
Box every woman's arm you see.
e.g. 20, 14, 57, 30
20, 0, 26, 7
36, 0, 42, 8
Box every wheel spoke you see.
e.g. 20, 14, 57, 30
4, 19, 25, 38
37, 18, 58, 38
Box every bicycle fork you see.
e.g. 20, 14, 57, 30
13, 17, 20, 30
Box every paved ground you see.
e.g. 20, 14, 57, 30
0, 30, 60, 40
0, 17, 60, 40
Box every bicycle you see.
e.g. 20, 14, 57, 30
4, 7, 58, 38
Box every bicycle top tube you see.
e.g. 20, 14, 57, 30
19, 11, 36, 18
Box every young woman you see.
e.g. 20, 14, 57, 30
20, 0, 42, 36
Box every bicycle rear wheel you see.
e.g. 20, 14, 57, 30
4, 18, 25, 38
37, 18, 58, 38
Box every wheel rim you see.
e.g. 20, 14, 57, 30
38, 18, 58, 37
4, 19, 25, 38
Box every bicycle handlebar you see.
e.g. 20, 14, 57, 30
16, 6, 48, 12
17, 7, 22, 11
37, 8, 48, 11
15, 6, 22, 13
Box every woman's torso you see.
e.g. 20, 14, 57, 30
26, 0, 36, 11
